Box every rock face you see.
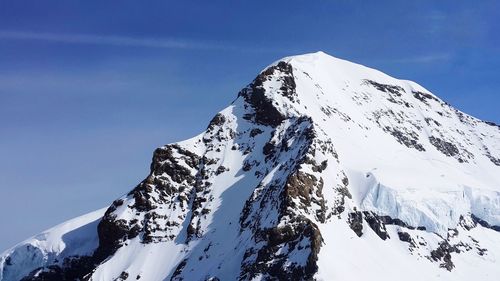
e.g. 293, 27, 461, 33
1, 52, 500, 281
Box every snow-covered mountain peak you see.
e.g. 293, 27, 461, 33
253, 51, 442, 118
1, 52, 499, 281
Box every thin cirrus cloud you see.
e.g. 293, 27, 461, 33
388, 53, 452, 63
370, 53, 453, 65
0, 30, 281, 53
0, 30, 455, 68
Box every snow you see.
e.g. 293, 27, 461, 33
317, 219, 500, 281
282, 51, 500, 232
0, 208, 105, 281
1, 51, 499, 280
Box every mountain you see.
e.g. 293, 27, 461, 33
1, 51, 499, 281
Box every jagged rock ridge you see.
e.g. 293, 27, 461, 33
1, 52, 500, 281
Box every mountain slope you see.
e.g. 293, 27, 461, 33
1, 51, 499, 281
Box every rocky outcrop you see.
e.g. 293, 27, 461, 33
430, 241, 458, 271
239, 61, 295, 127
240, 217, 322, 281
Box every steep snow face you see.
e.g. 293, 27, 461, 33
1, 52, 499, 281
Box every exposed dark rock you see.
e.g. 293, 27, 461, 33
377, 215, 427, 231
458, 215, 477, 231
131, 183, 156, 212
262, 142, 275, 156
398, 231, 411, 243
412, 91, 439, 104
242, 161, 252, 172
477, 247, 488, 256
348, 212, 428, 239
363, 211, 389, 240
380, 215, 406, 225
285, 172, 316, 205
364, 80, 405, 96
447, 229, 459, 239
250, 128, 263, 137
215, 165, 228, 175
311, 160, 328, 173
115, 271, 129, 281
95, 216, 131, 260
284, 171, 326, 223
430, 241, 459, 271
149, 145, 200, 188
341, 176, 349, 187
348, 211, 363, 237
238, 118, 328, 280
398, 231, 417, 250
240, 217, 322, 281
171, 259, 187, 281
471, 214, 500, 232
429, 136, 458, 157
486, 154, 500, 166
275, 62, 297, 102
239, 62, 296, 127
424, 117, 441, 127
242, 85, 285, 127
385, 126, 425, 151
207, 113, 226, 130
20, 255, 97, 281
483, 120, 500, 129
330, 175, 351, 216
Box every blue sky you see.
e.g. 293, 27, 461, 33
0, 1, 498, 251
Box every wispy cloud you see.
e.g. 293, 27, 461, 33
372, 53, 453, 65
389, 53, 452, 64
0, 30, 280, 53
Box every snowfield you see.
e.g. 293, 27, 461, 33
1, 52, 499, 281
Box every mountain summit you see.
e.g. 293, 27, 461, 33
2, 52, 499, 281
